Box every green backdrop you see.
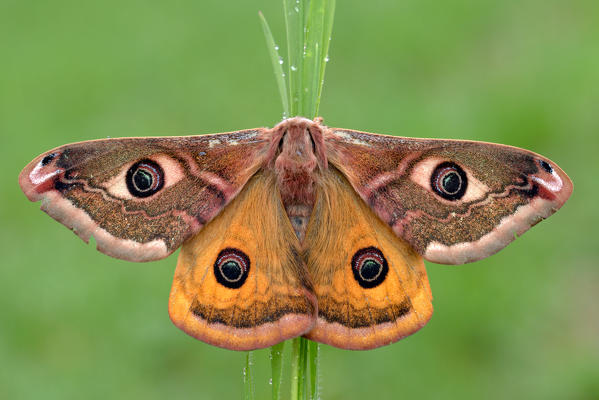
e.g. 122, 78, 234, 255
1, 1, 597, 399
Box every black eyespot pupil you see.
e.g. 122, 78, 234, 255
126, 159, 164, 198
539, 160, 553, 173
431, 162, 468, 201
360, 260, 381, 280
351, 247, 388, 288
133, 169, 153, 191
441, 172, 461, 194
214, 248, 250, 289
221, 261, 242, 281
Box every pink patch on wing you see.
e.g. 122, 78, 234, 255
20, 152, 64, 200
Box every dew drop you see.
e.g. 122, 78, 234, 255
269, 378, 273, 385
294, 6, 299, 12
291, 65, 297, 71
278, 57, 284, 65
274, 45, 279, 51
325, 56, 330, 62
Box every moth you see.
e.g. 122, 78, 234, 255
19, 117, 572, 350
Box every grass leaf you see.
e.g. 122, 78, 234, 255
260, 0, 335, 398
309, 341, 320, 399
259, 11, 290, 117
290, 337, 302, 399
302, 0, 324, 117
315, 0, 335, 116
270, 342, 285, 400
244, 351, 255, 400
283, 0, 304, 116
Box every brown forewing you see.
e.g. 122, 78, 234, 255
324, 127, 573, 264
19, 129, 270, 261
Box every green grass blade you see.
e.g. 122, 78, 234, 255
290, 337, 310, 399
290, 338, 301, 399
315, 0, 335, 116
302, 338, 308, 398
309, 341, 320, 399
298, 337, 308, 399
244, 351, 255, 400
309, 41, 321, 118
283, 0, 304, 116
270, 342, 285, 400
259, 11, 290, 117
260, 1, 334, 399
302, 0, 326, 117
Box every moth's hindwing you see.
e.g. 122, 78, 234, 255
303, 168, 433, 350
169, 171, 317, 350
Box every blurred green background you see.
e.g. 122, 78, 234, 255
1, 0, 597, 399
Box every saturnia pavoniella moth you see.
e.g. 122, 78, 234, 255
19, 116, 572, 350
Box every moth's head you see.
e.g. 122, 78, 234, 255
268, 117, 328, 170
